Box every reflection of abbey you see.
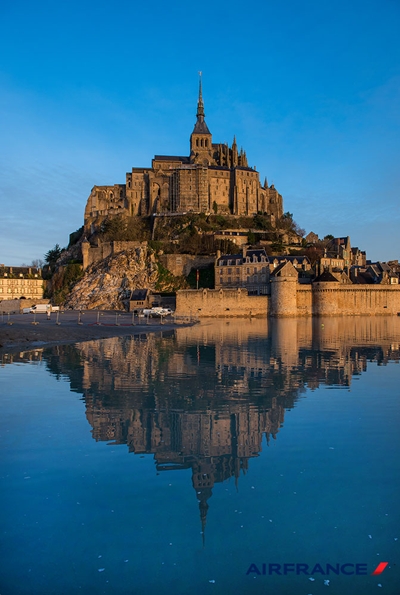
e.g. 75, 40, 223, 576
84, 79, 283, 228
6, 317, 400, 534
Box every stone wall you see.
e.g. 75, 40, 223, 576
176, 284, 400, 318
313, 284, 400, 316
175, 288, 268, 317
158, 254, 214, 277
82, 240, 146, 270
296, 286, 312, 316
281, 283, 400, 317
0, 298, 49, 314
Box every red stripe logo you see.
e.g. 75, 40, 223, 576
371, 562, 389, 575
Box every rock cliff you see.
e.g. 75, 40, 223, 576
64, 245, 158, 310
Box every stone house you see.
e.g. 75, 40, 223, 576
269, 255, 312, 274
129, 289, 161, 312
351, 262, 399, 285
0, 266, 43, 301
215, 248, 270, 295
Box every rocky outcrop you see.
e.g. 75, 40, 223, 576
64, 245, 158, 310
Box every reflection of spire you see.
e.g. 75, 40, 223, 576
198, 487, 212, 547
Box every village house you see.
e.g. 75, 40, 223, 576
215, 248, 270, 295
0, 265, 43, 301
129, 289, 161, 312
351, 262, 399, 285
215, 249, 313, 294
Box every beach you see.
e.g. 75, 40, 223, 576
0, 310, 190, 355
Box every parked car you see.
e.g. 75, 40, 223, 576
142, 307, 173, 317
27, 305, 60, 313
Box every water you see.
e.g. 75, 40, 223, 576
1, 317, 399, 594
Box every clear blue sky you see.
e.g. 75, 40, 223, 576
1, 0, 399, 265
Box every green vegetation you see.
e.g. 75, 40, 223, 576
277, 212, 305, 237
45, 244, 63, 268
68, 226, 84, 247
45, 263, 84, 304
100, 215, 151, 242
186, 264, 215, 289
154, 261, 188, 292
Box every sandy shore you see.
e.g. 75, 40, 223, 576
0, 310, 192, 355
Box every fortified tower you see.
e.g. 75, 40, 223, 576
270, 261, 298, 317
312, 271, 341, 315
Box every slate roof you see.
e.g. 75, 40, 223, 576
272, 255, 310, 264
192, 119, 211, 134
314, 270, 340, 282
153, 155, 191, 163
130, 289, 149, 301
217, 249, 268, 266
1, 266, 42, 277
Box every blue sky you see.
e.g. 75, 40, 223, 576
1, 0, 399, 265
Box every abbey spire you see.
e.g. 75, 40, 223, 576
193, 72, 211, 134
190, 73, 214, 164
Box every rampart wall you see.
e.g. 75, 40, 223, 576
296, 286, 313, 316
176, 284, 400, 317
175, 289, 268, 317
313, 284, 400, 316
82, 240, 145, 270
0, 298, 49, 314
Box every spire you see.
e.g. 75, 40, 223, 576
192, 72, 211, 134
197, 71, 204, 119
232, 135, 238, 167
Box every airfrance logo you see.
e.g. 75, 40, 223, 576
246, 562, 389, 576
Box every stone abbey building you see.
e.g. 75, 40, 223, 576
84, 80, 283, 230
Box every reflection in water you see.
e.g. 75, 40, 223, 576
4, 317, 399, 539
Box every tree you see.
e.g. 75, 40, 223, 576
44, 244, 63, 266
277, 212, 305, 237
31, 258, 44, 268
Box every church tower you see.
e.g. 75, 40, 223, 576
190, 74, 214, 165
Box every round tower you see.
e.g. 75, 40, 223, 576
270, 261, 298, 316
312, 270, 340, 315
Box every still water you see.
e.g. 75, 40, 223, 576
1, 317, 399, 595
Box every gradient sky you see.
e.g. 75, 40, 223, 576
1, 0, 399, 266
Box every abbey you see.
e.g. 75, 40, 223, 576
84, 80, 283, 229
